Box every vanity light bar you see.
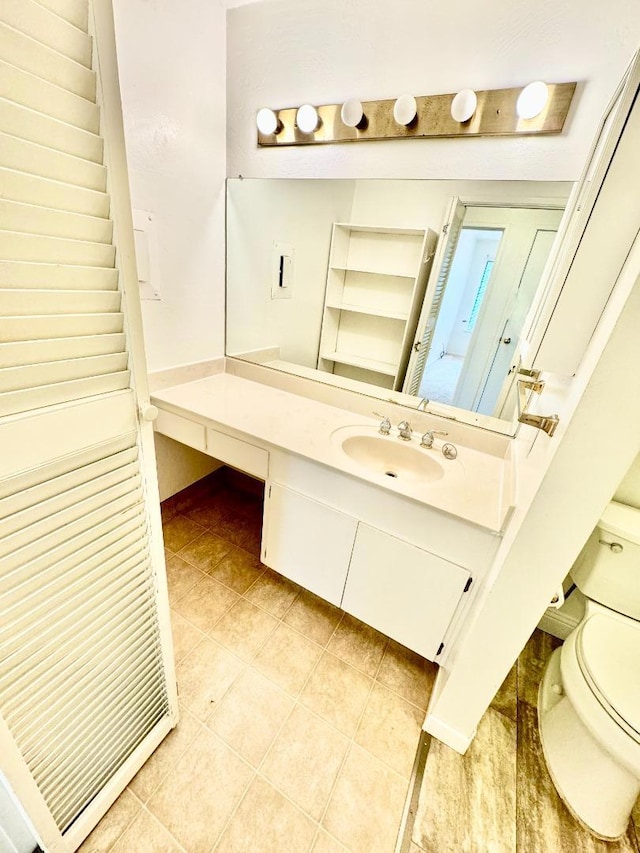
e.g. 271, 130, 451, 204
256, 82, 577, 146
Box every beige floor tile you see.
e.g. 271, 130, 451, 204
147, 727, 254, 853
323, 743, 408, 853
261, 704, 349, 821
491, 662, 518, 723
177, 529, 233, 573
376, 639, 437, 711
162, 514, 206, 553
165, 554, 205, 606
172, 575, 239, 632
209, 598, 278, 661
183, 491, 232, 530
253, 622, 323, 696
160, 497, 179, 524
170, 611, 204, 664
208, 668, 294, 767
355, 682, 423, 779
311, 829, 348, 852
215, 503, 263, 551
244, 568, 300, 618
129, 708, 202, 803
283, 589, 343, 646
215, 775, 317, 852
176, 636, 245, 721
516, 628, 561, 708
110, 808, 182, 853
413, 707, 516, 853
516, 701, 637, 853
327, 613, 388, 677
207, 545, 265, 593
77, 788, 141, 853
300, 651, 373, 737
241, 522, 262, 557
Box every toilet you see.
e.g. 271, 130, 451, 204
538, 500, 640, 840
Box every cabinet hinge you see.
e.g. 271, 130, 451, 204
463, 577, 473, 593
268, 484, 272, 498
436, 642, 444, 656
442, 223, 449, 235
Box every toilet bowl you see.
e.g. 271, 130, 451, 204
538, 501, 640, 839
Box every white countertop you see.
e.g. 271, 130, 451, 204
151, 373, 514, 533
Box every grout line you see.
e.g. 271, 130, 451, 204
139, 804, 190, 853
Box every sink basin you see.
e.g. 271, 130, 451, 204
335, 429, 445, 484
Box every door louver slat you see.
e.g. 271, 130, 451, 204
1, 0, 93, 68
0, 100, 103, 164
0, 61, 99, 133
0, 198, 113, 243
0, 23, 96, 100
1, 132, 106, 190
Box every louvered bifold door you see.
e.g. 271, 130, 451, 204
0, 0, 130, 416
0, 1, 176, 850
404, 198, 466, 396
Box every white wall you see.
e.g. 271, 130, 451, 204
112, 0, 227, 372
226, 179, 355, 365
227, 0, 640, 181
614, 453, 640, 509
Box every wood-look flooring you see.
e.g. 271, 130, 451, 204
408, 629, 640, 852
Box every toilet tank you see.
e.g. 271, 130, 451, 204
571, 501, 640, 620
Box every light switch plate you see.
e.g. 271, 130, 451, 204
271, 242, 294, 299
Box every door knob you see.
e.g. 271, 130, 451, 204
502, 337, 512, 344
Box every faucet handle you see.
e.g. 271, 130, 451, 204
373, 412, 391, 436
420, 429, 448, 449
397, 420, 413, 441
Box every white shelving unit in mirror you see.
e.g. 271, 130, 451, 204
317, 223, 437, 390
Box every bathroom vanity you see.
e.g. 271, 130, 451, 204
151, 366, 512, 662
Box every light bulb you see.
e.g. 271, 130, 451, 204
296, 104, 320, 133
393, 94, 417, 126
341, 99, 364, 128
516, 81, 549, 120
256, 108, 279, 135
450, 89, 477, 123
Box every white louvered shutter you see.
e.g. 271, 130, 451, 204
0, 1, 177, 850
403, 198, 466, 396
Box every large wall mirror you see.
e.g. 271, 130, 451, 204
226, 178, 572, 433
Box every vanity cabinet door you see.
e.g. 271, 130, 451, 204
262, 484, 357, 606
342, 524, 471, 661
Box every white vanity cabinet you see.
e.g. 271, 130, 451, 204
342, 524, 471, 660
262, 476, 474, 660
261, 484, 358, 606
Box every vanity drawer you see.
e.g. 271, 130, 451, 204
155, 409, 206, 451
205, 428, 268, 479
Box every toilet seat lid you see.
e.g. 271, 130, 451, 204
576, 613, 640, 739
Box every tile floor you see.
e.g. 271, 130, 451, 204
408, 629, 640, 853
79, 469, 436, 853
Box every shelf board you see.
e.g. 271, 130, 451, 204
320, 350, 397, 377
329, 264, 415, 279
325, 301, 409, 321
333, 223, 426, 236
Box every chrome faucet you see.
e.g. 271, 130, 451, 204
397, 420, 413, 441
420, 429, 448, 449
374, 412, 391, 435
